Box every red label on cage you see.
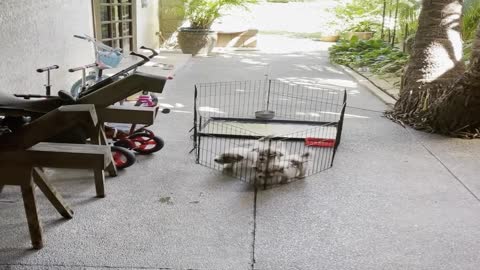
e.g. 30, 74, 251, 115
305, 137, 336, 148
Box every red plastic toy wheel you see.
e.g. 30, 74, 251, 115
129, 133, 164, 154
110, 146, 136, 169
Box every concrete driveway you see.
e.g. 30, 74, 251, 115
1, 35, 480, 270
213, 0, 338, 34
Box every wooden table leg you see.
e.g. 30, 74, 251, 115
94, 169, 105, 198
99, 126, 117, 177
106, 162, 117, 177
32, 168, 73, 219
87, 124, 112, 196
91, 123, 117, 177
21, 182, 43, 250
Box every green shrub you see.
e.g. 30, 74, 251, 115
329, 38, 409, 75
463, 0, 480, 41
184, 0, 258, 29
348, 21, 378, 32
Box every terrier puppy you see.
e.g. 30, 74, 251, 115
214, 146, 258, 169
270, 152, 310, 184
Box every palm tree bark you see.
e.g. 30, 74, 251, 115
427, 23, 480, 137
393, 0, 465, 117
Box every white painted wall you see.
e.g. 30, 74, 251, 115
0, 0, 160, 95
0, 0, 95, 95
136, 0, 160, 50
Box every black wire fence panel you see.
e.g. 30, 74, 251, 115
193, 80, 347, 188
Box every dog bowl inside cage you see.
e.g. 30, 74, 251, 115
192, 79, 347, 189
255, 110, 275, 120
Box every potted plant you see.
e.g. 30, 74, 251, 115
319, 22, 342, 42
346, 21, 376, 40
177, 0, 257, 56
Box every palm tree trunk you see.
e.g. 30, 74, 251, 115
393, 0, 465, 117
427, 23, 480, 137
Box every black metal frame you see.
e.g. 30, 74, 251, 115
192, 79, 347, 186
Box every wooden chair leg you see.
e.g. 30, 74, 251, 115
99, 127, 117, 177
94, 169, 105, 198
91, 123, 117, 177
0, 185, 4, 194
21, 182, 43, 250
32, 168, 73, 219
106, 161, 117, 177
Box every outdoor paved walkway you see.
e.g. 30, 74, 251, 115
1, 35, 480, 270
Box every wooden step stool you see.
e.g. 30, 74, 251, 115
0, 105, 111, 249
0, 142, 111, 249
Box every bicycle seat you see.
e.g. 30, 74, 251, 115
0, 91, 64, 115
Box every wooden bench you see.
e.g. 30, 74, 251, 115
98, 104, 158, 125
0, 143, 111, 249
0, 105, 111, 249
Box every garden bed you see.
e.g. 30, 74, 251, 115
329, 38, 407, 100
352, 69, 400, 99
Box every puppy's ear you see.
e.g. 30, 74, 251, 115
301, 152, 310, 158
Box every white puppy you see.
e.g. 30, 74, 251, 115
269, 152, 310, 184
214, 147, 257, 167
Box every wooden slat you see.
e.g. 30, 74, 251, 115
98, 105, 158, 125
0, 143, 110, 170
0, 105, 98, 151
21, 181, 44, 250
0, 167, 32, 185
32, 168, 73, 219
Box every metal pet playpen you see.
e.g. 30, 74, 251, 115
192, 79, 347, 189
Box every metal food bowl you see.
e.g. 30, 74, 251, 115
255, 110, 275, 120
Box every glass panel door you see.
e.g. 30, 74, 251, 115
93, 0, 136, 51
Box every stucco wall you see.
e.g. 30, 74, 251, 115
0, 0, 95, 95
0, 0, 160, 95
136, 0, 160, 50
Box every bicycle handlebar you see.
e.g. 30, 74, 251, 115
68, 63, 98, 73
140, 46, 159, 58
130, 51, 150, 62
76, 46, 165, 98
73, 34, 87, 40
36, 65, 59, 73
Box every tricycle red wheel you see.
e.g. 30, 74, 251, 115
110, 146, 136, 169
129, 133, 164, 154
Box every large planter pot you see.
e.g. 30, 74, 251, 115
177, 28, 218, 56
346, 32, 374, 40
319, 35, 340, 42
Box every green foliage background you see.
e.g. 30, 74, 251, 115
329, 38, 409, 75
